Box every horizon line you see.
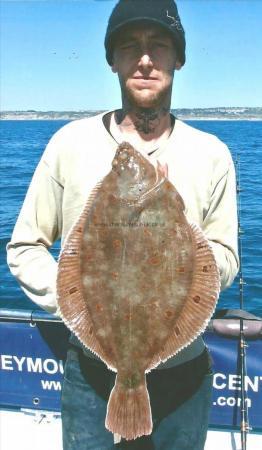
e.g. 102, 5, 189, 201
1, 106, 261, 113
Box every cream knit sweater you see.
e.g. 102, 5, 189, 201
7, 112, 239, 367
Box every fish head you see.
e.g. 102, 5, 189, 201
112, 142, 159, 200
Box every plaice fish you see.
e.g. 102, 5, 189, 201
57, 142, 220, 441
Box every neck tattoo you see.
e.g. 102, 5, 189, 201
134, 110, 161, 134
116, 107, 170, 135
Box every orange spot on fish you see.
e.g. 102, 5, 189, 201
111, 271, 119, 280
113, 239, 121, 249
193, 295, 201, 303
148, 256, 160, 265
165, 310, 173, 318
177, 267, 185, 273
202, 265, 212, 273
96, 304, 103, 312
108, 194, 117, 204
76, 227, 82, 233
69, 287, 78, 295
124, 312, 132, 321
85, 253, 93, 262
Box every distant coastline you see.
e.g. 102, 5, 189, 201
1, 107, 261, 121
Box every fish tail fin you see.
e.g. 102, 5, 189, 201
105, 375, 152, 441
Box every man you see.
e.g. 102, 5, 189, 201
7, 1, 239, 449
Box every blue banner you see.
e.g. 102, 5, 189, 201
0, 319, 69, 411
0, 319, 261, 430
204, 331, 262, 430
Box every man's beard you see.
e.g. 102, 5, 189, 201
121, 79, 172, 111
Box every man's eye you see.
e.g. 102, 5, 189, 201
120, 43, 137, 50
154, 42, 169, 48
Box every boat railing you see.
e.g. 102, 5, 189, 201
0, 307, 261, 337
0, 307, 62, 323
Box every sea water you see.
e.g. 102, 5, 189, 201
0, 118, 261, 315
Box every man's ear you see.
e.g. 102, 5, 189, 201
111, 54, 119, 73
175, 60, 182, 70
111, 63, 118, 73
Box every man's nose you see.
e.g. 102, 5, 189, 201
138, 52, 153, 68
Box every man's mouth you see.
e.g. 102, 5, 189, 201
133, 76, 158, 80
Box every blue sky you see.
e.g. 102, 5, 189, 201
1, 0, 262, 110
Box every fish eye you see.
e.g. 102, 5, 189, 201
119, 151, 128, 160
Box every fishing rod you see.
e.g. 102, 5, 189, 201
236, 155, 250, 450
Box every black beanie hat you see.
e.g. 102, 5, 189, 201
105, 0, 186, 66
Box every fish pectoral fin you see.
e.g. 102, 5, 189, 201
105, 374, 152, 441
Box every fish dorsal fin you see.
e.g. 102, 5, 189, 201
57, 179, 116, 370
148, 222, 220, 370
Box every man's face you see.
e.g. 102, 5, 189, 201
111, 23, 181, 109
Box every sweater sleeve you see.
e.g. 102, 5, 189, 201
6, 156, 63, 314
203, 152, 239, 290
